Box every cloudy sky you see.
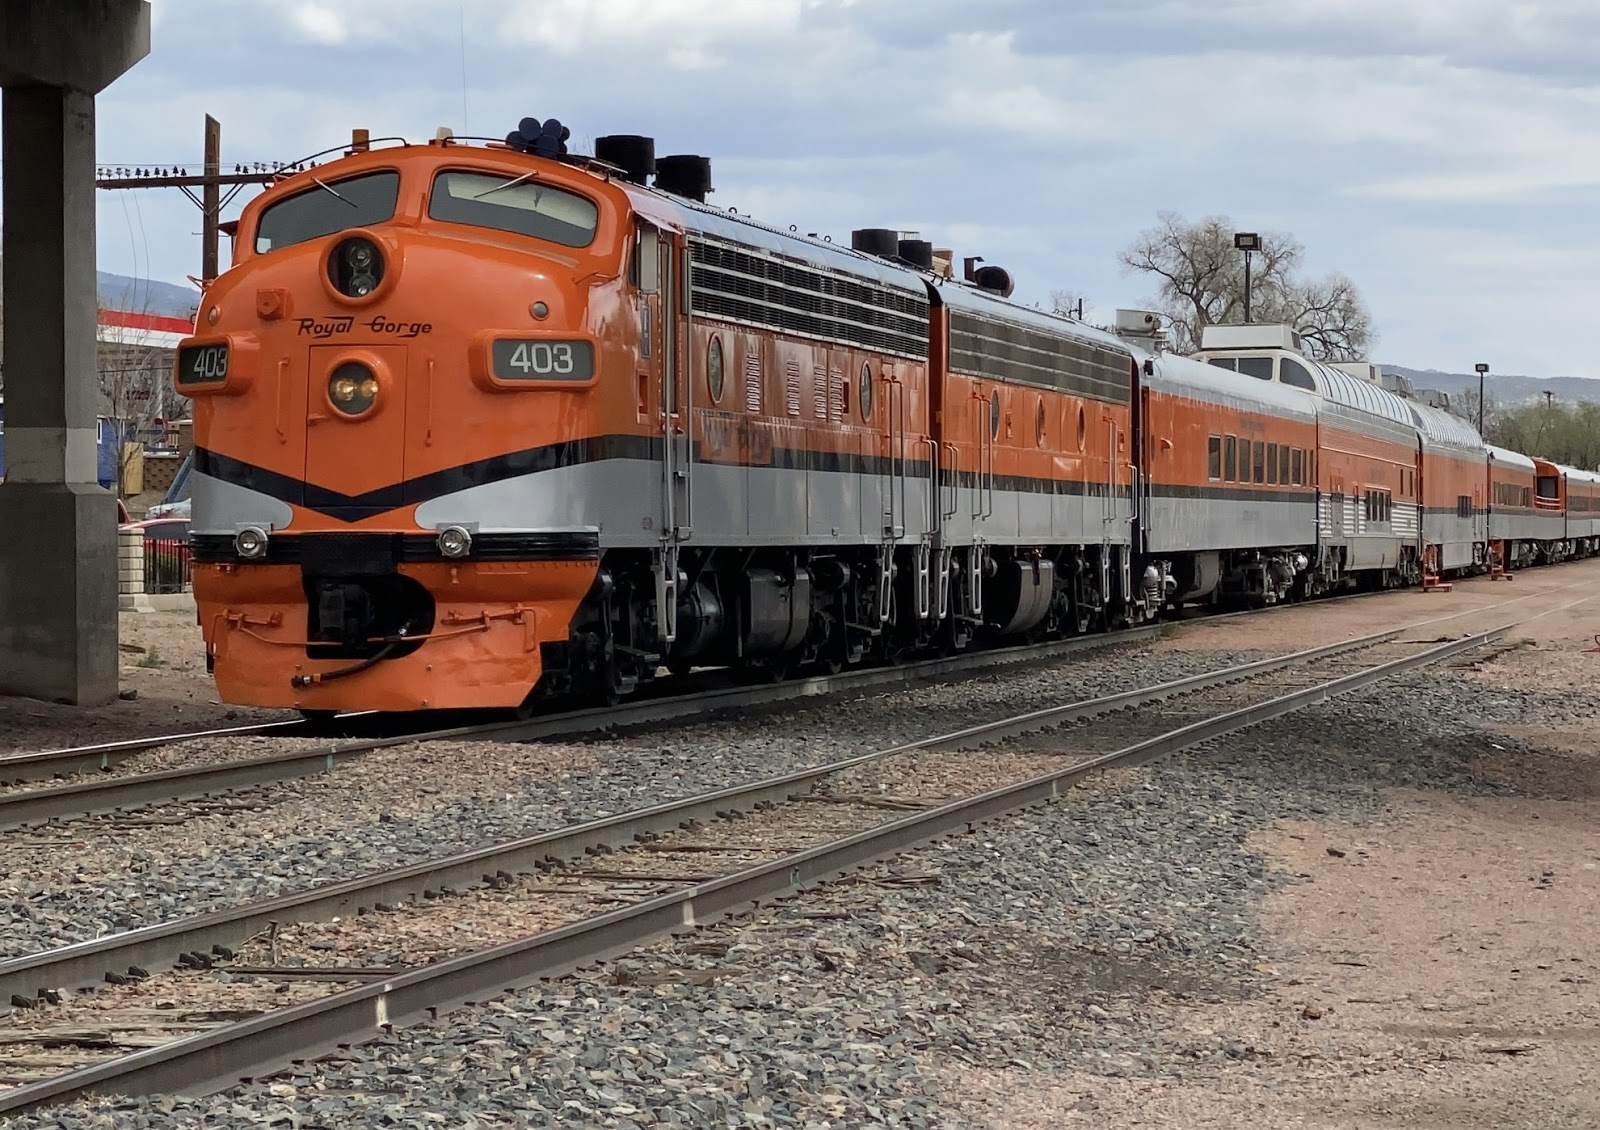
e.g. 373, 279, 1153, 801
48, 0, 1600, 376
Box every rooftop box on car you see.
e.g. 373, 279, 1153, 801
1198, 324, 1302, 351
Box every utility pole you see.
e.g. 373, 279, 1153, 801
95, 114, 277, 286
202, 114, 221, 283
1544, 390, 1555, 409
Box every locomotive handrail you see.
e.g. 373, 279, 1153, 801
942, 442, 960, 521
985, 407, 996, 519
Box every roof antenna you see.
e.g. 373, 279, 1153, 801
458, 4, 470, 136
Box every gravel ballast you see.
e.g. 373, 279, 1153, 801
0, 644, 1271, 959
5, 654, 1588, 1129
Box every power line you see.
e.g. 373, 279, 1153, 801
94, 115, 278, 286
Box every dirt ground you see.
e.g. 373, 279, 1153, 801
1155, 556, 1600, 658
0, 609, 288, 753
947, 562, 1600, 1129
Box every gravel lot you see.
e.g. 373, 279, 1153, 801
15, 659, 1584, 1130
4, 563, 1598, 1128
0, 643, 1266, 959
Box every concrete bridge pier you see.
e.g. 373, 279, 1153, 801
0, 1, 151, 704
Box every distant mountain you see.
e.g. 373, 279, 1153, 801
96, 271, 199, 320
1381, 364, 1600, 407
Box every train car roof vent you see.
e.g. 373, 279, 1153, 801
1113, 309, 1168, 353
594, 135, 656, 185
1198, 323, 1302, 352
898, 239, 935, 270
654, 155, 712, 202
972, 264, 1015, 298
851, 228, 900, 258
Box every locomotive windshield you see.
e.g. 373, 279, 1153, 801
254, 171, 401, 254
427, 170, 599, 248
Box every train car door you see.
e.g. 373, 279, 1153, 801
639, 222, 691, 642
305, 344, 406, 519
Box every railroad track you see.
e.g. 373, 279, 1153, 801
0, 625, 1165, 831
0, 620, 1508, 1113
0, 573, 1579, 833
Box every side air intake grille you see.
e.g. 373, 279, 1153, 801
689, 236, 929, 359
949, 311, 1133, 405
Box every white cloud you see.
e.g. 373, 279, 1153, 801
494, 0, 807, 55
54, 0, 1600, 377
284, 2, 349, 45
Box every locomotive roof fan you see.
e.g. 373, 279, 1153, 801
594, 135, 656, 185
898, 239, 935, 270
850, 228, 900, 258
655, 155, 713, 202
973, 264, 1016, 298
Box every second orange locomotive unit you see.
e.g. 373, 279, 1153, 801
176, 119, 1593, 714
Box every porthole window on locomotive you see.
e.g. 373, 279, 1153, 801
707, 336, 725, 403
859, 362, 873, 419
990, 391, 1001, 439
1036, 399, 1046, 446
1076, 405, 1087, 451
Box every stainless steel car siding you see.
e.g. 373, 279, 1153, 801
1488, 508, 1565, 544
1142, 494, 1315, 554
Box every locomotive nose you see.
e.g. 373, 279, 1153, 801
303, 343, 411, 517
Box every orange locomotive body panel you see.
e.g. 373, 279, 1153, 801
1143, 391, 1318, 503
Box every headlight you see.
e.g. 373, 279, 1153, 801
437, 525, 472, 559
328, 362, 378, 415
235, 526, 269, 559
329, 236, 384, 299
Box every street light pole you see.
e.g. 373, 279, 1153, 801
1233, 232, 1260, 324
1474, 362, 1489, 435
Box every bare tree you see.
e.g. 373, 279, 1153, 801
1047, 289, 1088, 319
1119, 212, 1374, 359
97, 298, 174, 500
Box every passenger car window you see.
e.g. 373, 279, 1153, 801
1207, 358, 1238, 372
1237, 357, 1274, 381
429, 170, 599, 248
1252, 441, 1265, 483
255, 171, 400, 254
1280, 358, 1317, 390
1224, 436, 1237, 481
1208, 436, 1222, 480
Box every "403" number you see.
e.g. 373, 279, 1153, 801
507, 341, 575, 375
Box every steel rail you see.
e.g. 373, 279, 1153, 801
0, 627, 1397, 1014
0, 719, 316, 785
0, 626, 1164, 832
0, 713, 394, 787
0, 565, 1575, 797
0, 623, 1505, 1113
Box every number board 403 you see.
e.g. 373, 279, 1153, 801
491, 339, 595, 382
177, 342, 230, 386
